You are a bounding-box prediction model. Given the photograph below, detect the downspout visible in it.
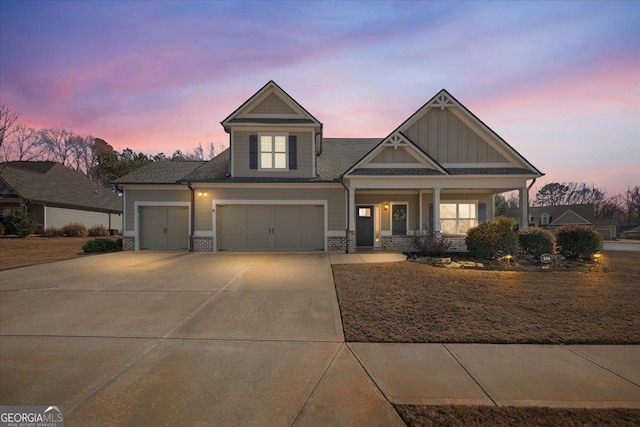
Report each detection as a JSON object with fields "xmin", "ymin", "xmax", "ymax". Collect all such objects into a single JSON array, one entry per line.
[
  {"xmin": 114, "ymin": 184, "xmax": 124, "ymax": 235},
  {"xmin": 339, "ymin": 175, "xmax": 350, "ymax": 253},
  {"xmin": 187, "ymin": 182, "xmax": 195, "ymax": 252}
]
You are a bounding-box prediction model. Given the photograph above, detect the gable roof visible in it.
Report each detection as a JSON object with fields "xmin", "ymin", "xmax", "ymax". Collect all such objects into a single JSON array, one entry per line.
[
  {"xmin": 550, "ymin": 209, "xmax": 592, "ymax": 226},
  {"xmin": 0, "ymin": 161, "xmax": 122, "ymax": 212},
  {"xmin": 221, "ymin": 81, "xmax": 321, "ymax": 131},
  {"xmin": 114, "ymin": 161, "xmax": 207, "ymax": 184},
  {"xmin": 368, "ymin": 89, "xmax": 542, "ymax": 177}
]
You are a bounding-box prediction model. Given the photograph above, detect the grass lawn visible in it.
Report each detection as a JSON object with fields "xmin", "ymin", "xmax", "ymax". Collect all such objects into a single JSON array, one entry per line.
[
  {"xmin": 394, "ymin": 405, "xmax": 640, "ymax": 427},
  {"xmin": 333, "ymin": 251, "xmax": 640, "ymax": 344},
  {"xmin": 0, "ymin": 236, "xmax": 120, "ymax": 270}
]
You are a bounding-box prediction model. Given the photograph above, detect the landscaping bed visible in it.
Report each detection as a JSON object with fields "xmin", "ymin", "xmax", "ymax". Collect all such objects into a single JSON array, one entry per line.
[
  {"xmin": 0, "ymin": 236, "xmax": 120, "ymax": 270},
  {"xmin": 394, "ymin": 405, "xmax": 640, "ymax": 427},
  {"xmin": 333, "ymin": 251, "xmax": 640, "ymax": 343}
]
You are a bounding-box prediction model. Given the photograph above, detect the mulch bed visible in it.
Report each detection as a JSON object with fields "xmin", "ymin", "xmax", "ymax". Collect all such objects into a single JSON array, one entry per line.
[
  {"xmin": 333, "ymin": 251, "xmax": 640, "ymax": 344},
  {"xmin": 394, "ymin": 405, "xmax": 640, "ymax": 427}
]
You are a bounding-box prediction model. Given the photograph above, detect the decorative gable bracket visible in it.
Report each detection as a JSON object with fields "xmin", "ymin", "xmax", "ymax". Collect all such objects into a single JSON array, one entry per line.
[
  {"xmin": 427, "ymin": 92, "xmax": 456, "ymax": 110},
  {"xmin": 383, "ymin": 133, "xmax": 410, "ymax": 150}
]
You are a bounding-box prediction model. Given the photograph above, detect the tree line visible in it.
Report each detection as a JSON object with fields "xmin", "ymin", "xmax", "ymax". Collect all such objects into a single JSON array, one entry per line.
[
  {"xmin": 495, "ymin": 182, "xmax": 640, "ymax": 226},
  {"xmin": 0, "ymin": 104, "xmax": 224, "ymax": 187}
]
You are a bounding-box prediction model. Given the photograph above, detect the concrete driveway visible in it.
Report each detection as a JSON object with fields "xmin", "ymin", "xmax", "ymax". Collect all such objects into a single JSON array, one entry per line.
[{"xmin": 0, "ymin": 252, "xmax": 403, "ymax": 426}]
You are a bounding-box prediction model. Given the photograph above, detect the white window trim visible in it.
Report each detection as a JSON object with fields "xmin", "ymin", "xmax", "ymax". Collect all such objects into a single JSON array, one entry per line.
[
  {"xmin": 258, "ymin": 131, "xmax": 289, "ymax": 171},
  {"xmin": 439, "ymin": 200, "xmax": 478, "ymax": 235},
  {"xmin": 390, "ymin": 201, "xmax": 409, "ymax": 236}
]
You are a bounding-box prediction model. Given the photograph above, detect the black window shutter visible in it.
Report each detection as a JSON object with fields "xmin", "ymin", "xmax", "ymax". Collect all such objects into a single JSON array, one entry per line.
[
  {"xmin": 249, "ymin": 135, "xmax": 258, "ymax": 169},
  {"xmin": 478, "ymin": 203, "xmax": 486, "ymax": 223},
  {"xmin": 429, "ymin": 203, "xmax": 434, "ymax": 233},
  {"xmin": 289, "ymin": 135, "xmax": 297, "ymax": 170}
]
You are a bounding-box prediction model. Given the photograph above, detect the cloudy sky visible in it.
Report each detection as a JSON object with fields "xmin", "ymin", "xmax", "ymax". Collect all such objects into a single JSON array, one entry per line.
[{"xmin": 1, "ymin": 0, "xmax": 638, "ymax": 194}]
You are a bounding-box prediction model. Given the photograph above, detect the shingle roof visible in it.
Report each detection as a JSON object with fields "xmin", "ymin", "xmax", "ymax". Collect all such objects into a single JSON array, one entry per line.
[
  {"xmin": 0, "ymin": 161, "xmax": 122, "ymax": 212},
  {"xmin": 114, "ymin": 161, "xmax": 207, "ymax": 184},
  {"xmin": 180, "ymin": 149, "xmax": 230, "ymax": 182},
  {"xmin": 350, "ymin": 168, "xmax": 444, "ymax": 176},
  {"xmin": 316, "ymin": 138, "xmax": 381, "ymax": 180}
]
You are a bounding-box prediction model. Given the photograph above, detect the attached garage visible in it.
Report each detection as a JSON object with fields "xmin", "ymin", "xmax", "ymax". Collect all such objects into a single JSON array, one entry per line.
[
  {"xmin": 217, "ymin": 204, "xmax": 324, "ymax": 251},
  {"xmin": 140, "ymin": 206, "xmax": 189, "ymax": 250}
]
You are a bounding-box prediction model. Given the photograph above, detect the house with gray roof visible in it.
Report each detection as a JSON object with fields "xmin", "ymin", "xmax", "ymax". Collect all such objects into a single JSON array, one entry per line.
[
  {"xmin": 507, "ymin": 204, "xmax": 617, "ymax": 240},
  {"xmin": 0, "ymin": 161, "xmax": 122, "ymax": 233},
  {"xmin": 115, "ymin": 81, "xmax": 542, "ymax": 252}
]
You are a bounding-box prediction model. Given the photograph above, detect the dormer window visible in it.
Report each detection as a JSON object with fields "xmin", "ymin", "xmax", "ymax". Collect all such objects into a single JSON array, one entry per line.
[
  {"xmin": 540, "ymin": 213, "xmax": 550, "ymax": 226},
  {"xmin": 259, "ymin": 133, "xmax": 288, "ymax": 170}
]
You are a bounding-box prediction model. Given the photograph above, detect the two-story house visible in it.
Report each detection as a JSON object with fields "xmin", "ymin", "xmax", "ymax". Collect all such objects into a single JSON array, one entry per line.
[{"xmin": 115, "ymin": 81, "xmax": 542, "ymax": 252}]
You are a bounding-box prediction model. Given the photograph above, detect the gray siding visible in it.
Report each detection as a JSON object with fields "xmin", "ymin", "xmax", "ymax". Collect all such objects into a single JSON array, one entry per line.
[
  {"xmin": 355, "ymin": 194, "xmax": 420, "ymax": 231},
  {"xmin": 233, "ymin": 130, "xmax": 314, "ymax": 178},
  {"xmin": 46, "ymin": 206, "xmax": 122, "ymax": 231},
  {"xmin": 124, "ymin": 189, "xmax": 190, "ymax": 231},
  {"xmin": 405, "ymin": 108, "xmax": 509, "ymax": 164},
  {"xmin": 206, "ymin": 186, "xmax": 345, "ymax": 231},
  {"xmin": 245, "ymin": 93, "xmax": 297, "ymax": 115},
  {"xmin": 371, "ymin": 147, "xmax": 419, "ymax": 164}
]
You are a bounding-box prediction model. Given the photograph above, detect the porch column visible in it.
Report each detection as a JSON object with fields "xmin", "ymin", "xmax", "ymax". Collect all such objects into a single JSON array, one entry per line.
[
  {"xmin": 433, "ymin": 187, "xmax": 441, "ymax": 234},
  {"xmin": 519, "ymin": 186, "xmax": 528, "ymax": 229},
  {"xmin": 347, "ymin": 187, "xmax": 357, "ymax": 253},
  {"xmin": 419, "ymin": 191, "xmax": 423, "ymax": 232}
]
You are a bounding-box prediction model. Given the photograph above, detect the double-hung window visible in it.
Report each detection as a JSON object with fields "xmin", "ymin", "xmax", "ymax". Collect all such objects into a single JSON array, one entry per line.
[
  {"xmin": 259, "ymin": 133, "xmax": 287, "ymax": 170},
  {"xmin": 440, "ymin": 202, "xmax": 477, "ymax": 234}
]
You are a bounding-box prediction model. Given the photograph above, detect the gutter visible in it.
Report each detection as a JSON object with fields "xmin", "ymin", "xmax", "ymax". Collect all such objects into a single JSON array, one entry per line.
[
  {"xmin": 339, "ymin": 175, "xmax": 350, "ymax": 253},
  {"xmin": 186, "ymin": 182, "xmax": 195, "ymax": 252}
]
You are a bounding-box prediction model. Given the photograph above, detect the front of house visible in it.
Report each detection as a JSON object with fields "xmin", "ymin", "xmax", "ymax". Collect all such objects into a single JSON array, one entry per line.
[{"xmin": 116, "ymin": 81, "xmax": 542, "ymax": 252}]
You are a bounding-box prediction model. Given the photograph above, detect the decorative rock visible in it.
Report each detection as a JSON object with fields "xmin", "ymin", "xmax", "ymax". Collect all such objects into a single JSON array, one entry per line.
[
  {"xmin": 415, "ymin": 257, "xmax": 433, "ymax": 264},
  {"xmin": 433, "ymin": 257, "xmax": 452, "ymax": 265},
  {"xmin": 476, "ymin": 263, "xmax": 484, "ymax": 268},
  {"xmin": 458, "ymin": 261, "xmax": 477, "ymax": 267},
  {"xmin": 443, "ymin": 261, "xmax": 461, "ymax": 269}
]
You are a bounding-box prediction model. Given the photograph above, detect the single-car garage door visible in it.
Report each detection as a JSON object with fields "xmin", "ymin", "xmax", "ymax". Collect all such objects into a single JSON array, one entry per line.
[
  {"xmin": 218, "ymin": 205, "xmax": 324, "ymax": 252},
  {"xmin": 140, "ymin": 206, "xmax": 189, "ymax": 250}
]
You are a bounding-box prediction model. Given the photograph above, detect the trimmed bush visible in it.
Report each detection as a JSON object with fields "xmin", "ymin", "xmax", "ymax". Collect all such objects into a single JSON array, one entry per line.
[
  {"xmin": 519, "ymin": 228, "xmax": 555, "ymax": 258},
  {"xmin": 0, "ymin": 222, "xmax": 5, "ymax": 235},
  {"xmin": 556, "ymin": 225, "xmax": 603, "ymax": 259},
  {"xmin": 88, "ymin": 224, "xmax": 109, "ymax": 237},
  {"xmin": 5, "ymin": 210, "xmax": 38, "ymax": 238},
  {"xmin": 116, "ymin": 238, "xmax": 123, "ymax": 249},
  {"xmin": 82, "ymin": 238, "xmax": 120, "ymax": 253},
  {"xmin": 413, "ymin": 230, "xmax": 451, "ymax": 256},
  {"xmin": 62, "ymin": 222, "xmax": 87, "ymax": 237},
  {"xmin": 465, "ymin": 219, "xmax": 518, "ymax": 259},
  {"xmin": 43, "ymin": 227, "xmax": 65, "ymax": 237}
]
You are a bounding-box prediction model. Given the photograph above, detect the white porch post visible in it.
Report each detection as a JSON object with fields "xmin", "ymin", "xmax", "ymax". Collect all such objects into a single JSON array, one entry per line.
[
  {"xmin": 419, "ymin": 191, "xmax": 423, "ymax": 232},
  {"xmin": 433, "ymin": 187, "xmax": 441, "ymax": 234},
  {"xmin": 519, "ymin": 186, "xmax": 528, "ymax": 229},
  {"xmin": 348, "ymin": 187, "xmax": 356, "ymax": 231}
]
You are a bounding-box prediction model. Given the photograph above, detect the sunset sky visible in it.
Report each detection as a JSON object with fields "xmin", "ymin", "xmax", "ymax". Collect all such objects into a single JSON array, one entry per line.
[{"xmin": 1, "ymin": 0, "xmax": 638, "ymax": 194}]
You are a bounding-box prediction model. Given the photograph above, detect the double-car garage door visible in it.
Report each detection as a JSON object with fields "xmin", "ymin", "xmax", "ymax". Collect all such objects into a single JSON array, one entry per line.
[{"xmin": 218, "ymin": 204, "xmax": 324, "ymax": 252}]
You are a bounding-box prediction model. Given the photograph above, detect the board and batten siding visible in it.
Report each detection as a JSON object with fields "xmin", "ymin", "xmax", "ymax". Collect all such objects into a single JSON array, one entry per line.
[
  {"xmin": 233, "ymin": 130, "xmax": 314, "ymax": 178},
  {"xmin": 205, "ymin": 186, "xmax": 345, "ymax": 231},
  {"xmin": 370, "ymin": 147, "xmax": 419, "ymax": 164},
  {"xmin": 46, "ymin": 206, "xmax": 122, "ymax": 231},
  {"xmin": 124, "ymin": 189, "xmax": 190, "ymax": 231},
  {"xmin": 244, "ymin": 93, "xmax": 297, "ymax": 116},
  {"xmin": 405, "ymin": 108, "xmax": 509, "ymax": 164}
]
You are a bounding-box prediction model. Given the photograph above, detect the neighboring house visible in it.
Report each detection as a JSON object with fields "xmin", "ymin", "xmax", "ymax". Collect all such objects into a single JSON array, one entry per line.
[
  {"xmin": 618, "ymin": 225, "xmax": 639, "ymax": 239},
  {"xmin": 0, "ymin": 161, "xmax": 122, "ymax": 233},
  {"xmin": 506, "ymin": 204, "xmax": 617, "ymax": 240},
  {"xmin": 115, "ymin": 81, "xmax": 542, "ymax": 252}
]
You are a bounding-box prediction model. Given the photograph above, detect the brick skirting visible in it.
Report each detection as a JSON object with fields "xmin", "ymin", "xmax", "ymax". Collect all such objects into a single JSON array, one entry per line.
[
  {"xmin": 328, "ymin": 236, "xmax": 347, "ymax": 252},
  {"xmin": 192, "ymin": 236, "xmax": 214, "ymax": 252}
]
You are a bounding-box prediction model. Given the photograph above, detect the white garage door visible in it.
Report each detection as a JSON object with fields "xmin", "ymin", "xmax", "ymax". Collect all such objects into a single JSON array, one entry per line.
[
  {"xmin": 218, "ymin": 205, "xmax": 324, "ymax": 252},
  {"xmin": 140, "ymin": 206, "xmax": 189, "ymax": 250}
]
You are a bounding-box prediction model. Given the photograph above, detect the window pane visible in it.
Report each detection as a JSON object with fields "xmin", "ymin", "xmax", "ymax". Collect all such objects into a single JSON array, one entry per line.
[
  {"xmin": 468, "ymin": 204, "xmax": 476, "ymax": 218},
  {"xmin": 274, "ymin": 136, "xmax": 286, "ymax": 152},
  {"xmin": 274, "ymin": 153, "xmax": 286, "ymax": 169},
  {"xmin": 260, "ymin": 136, "xmax": 272, "ymax": 153},
  {"xmin": 358, "ymin": 208, "xmax": 371, "ymax": 217},
  {"xmin": 458, "ymin": 220, "xmax": 472, "ymax": 234},
  {"xmin": 261, "ymin": 153, "xmax": 272, "ymax": 168},
  {"xmin": 459, "ymin": 203, "xmax": 470, "ymax": 218},
  {"xmin": 440, "ymin": 204, "xmax": 457, "ymax": 219},
  {"xmin": 441, "ymin": 219, "xmax": 457, "ymax": 234}
]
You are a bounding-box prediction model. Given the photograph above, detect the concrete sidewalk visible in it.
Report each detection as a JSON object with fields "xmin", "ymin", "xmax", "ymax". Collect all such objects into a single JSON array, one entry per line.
[
  {"xmin": 350, "ymin": 343, "xmax": 640, "ymax": 409},
  {"xmin": 329, "ymin": 252, "xmax": 407, "ymax": 264}
]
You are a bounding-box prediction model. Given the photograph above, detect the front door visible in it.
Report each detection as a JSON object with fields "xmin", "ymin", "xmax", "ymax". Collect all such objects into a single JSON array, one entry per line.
[{"xmin": 356, "ymin": 206, "xmax": 374, "ymax": 246}]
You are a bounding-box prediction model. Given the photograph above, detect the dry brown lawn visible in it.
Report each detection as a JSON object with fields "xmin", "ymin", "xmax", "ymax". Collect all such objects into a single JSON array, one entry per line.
[
  {"xmin": 333, "ymin": 251, "xmax": 640, "ymax": 344},
  {"xmin": 394, "ymin": 405, "xmax": 640, "ymax": 427},
  {"xmin": 0, "ymin": 236, "xmax": 119, "ymax": 270}
]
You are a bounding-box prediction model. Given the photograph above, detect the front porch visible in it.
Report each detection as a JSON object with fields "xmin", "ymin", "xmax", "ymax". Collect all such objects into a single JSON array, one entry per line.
[{"xmin": 345, "ymin": 186, "xmax": 529, "ymax": 253}]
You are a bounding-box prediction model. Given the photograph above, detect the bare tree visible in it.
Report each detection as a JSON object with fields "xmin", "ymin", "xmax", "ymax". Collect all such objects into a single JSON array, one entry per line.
[
  {"xmin": 0, "ymin": 105, "xmax": 20, "ymax": 149},
  {"xmin": 40, "ymin": 128, "xmax": 76, "ymax": 166},
  {"xmin": 1, "ymin": 125, "xmax": 46, "ymax": 161}
]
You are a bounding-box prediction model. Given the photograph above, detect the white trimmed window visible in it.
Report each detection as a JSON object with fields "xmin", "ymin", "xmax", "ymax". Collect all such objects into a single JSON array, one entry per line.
[
  {"xmin": 259, "ymin": 133, "xmax": 287, "ymax": 170},
  {"xmin": 440, "ymin": 202, "xmax": 477, "ymax": 234},
  {"xmin": 540, "ymin": 213, "xmax": 550, "ymax": 226}
]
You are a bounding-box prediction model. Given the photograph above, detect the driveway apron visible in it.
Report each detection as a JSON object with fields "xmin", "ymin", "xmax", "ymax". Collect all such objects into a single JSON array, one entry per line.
[{"xmin": 0, "ymin": 252, "xmax": 403, "ymax": 426}]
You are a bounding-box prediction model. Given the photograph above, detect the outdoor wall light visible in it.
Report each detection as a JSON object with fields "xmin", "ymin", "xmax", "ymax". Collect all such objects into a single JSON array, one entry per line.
[
  {"xmin": 384, "ymin": 203, "xmax": 389, "ymax": 210},
  {"xmin": 198, "ymin": 191, "xmax": 208, "ymax": 197}
]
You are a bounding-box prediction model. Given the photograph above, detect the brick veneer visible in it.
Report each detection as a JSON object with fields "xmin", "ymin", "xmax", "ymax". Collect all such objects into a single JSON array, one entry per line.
[
  {"xmin": 328, "ymin": 236, "xmax": 347, "ymax": 252},
  {"xmin": 192, "ymin": 236, "xmax": 214, "ymax": 252},
  {"xmin": 346, "ymin": 231, "xmax": 357, "ymax": 253},
  {"xmin": 123, "ymin": 236, "xmax": 135, "ymax": 251}
]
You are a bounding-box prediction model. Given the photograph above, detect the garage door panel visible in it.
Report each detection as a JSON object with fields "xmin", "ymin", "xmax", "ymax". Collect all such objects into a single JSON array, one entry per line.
[
  {"xmin": 167, "ymin": 207, "xmax": 189, "ymax": 250},
  {"xmin": 140, "ymin": 206, "xmax": 188, "ymax": 251},
  {"xmin": 218, "ymin": 206, "xmax": 246, "ymax": 251}
]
